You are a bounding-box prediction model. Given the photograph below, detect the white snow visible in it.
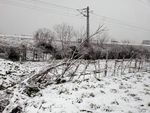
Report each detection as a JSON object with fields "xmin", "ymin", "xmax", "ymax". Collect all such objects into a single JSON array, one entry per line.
[{"xmin": 0, "ymin": 58, "xmax": 150, "ymax": 113}]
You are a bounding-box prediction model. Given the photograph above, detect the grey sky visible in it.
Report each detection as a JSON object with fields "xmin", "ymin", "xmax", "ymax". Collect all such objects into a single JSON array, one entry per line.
[{"xmin": 0, "ymin": 0, "xmax": 150, "ymax": 43}]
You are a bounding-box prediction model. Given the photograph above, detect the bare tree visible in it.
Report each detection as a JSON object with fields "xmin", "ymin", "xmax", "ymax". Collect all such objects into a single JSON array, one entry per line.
[
  {"xmin": 75, "ymin": 27, "xmax": 86, "ymax": 43},
  {"xmin": 33, "ymin": 28, "xmax": 55, "ymax": 60},
  {"xmin": 34, "ymin": 28, "xmax": 54, "ymax": 47},
  {"xmin": 54, "ymin": 23, "xmax": 76, "ymax": 49}
]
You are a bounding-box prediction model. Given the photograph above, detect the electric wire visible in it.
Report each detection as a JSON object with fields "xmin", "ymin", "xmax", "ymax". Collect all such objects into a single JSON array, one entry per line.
[
  {"xmin": 0, "ymin": 0, "xmax": 80, "ymax": 18},
  {"xmin": 92, "ymin": 13, "xmax": 150, "ymax": 32},
  {"xmin": 22, "ymin": 0, "xmax": 77, "ymax": 11},
  {"xmin": 1, "ymin": 0, "xmax": 150, "ymax": 32}
]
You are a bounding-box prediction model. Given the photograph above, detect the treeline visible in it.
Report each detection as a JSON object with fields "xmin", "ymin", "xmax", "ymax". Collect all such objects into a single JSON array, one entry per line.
[
  {"xmin": 32, "ymin": 23, "xmax": 150, "ymax": 60},
  {"xmin": 0, "ymin": 23, "xmax": 150, "ymax": 61},
  {"xmin": 50, "ymin": 44, "xmax": 150, "ymax": 60}
]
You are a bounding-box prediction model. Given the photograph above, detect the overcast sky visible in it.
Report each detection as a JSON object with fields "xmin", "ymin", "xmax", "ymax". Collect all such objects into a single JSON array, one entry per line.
[{"xmin": 0, "ymin": 0, "xmax": 150, "ymax": 43}]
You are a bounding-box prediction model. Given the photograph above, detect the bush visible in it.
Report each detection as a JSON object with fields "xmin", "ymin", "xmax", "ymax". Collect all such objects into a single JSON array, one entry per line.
[
  {"xmin": 53, "ymin": 46, "xmax": 79, "ymax": 59},
  {"xmin": 78, "ymin": 46, "xmax": 98, "ymax": 60},
  {"xmin": 0, "ymin": 47, "xmax": 5, "ymax": 53},
  {"xmin": 48, "ymin": 41, "xmax": 150, "ymax": 60},
  {"xmin": 37, "ymin": 42, "xmax": 56, "ymax": 53},
  {"xmin": 69, "ymin": 46, "xmax": 80, "ymax": 59},
  {"xmin": 53, "ymin": 51, "xmax": 62, "ymax": 59},
  {"xmin": 7, "ymin": 48, "xmax": 20, "ymax": 61},
  {"xmin": 34, "ymin": 28, "xmax": 54, "ymax": 47}
]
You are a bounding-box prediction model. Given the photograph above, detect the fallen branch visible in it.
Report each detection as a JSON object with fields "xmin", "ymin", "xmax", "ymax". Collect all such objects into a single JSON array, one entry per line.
[{"xmin": 26, "ymin": 62, "xmax": 67, "ymax": 84}]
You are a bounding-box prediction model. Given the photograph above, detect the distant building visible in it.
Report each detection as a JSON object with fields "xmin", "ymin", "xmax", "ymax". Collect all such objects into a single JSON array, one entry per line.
[
  {"xmin": 111, "ymin": 39, "xmax": 119, "ymax": 44},
  {"xmin": 142, "ymin": 40, "xmax": 150, "ymax": 45}
]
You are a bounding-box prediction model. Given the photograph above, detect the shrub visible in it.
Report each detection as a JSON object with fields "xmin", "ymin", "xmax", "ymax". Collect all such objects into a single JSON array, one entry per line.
[
  {"xmin": 78, "ymin": 46, "xmax": 91, "ymax": 60},
  {"xmin": 0, "ymin": 47, "xmax": 5, "ymax": 53},
  {"xmin": 53, "ymin": 51, "xmax": 62, "ymax": 59},
  {"xmin": 7, "ymin": 48, "xmax": 20, "ymax": 61},
  {"xmin": 69, "ymin": 46, "xmax": 80, "ymax": 59},
  {"xmin": 34, "ymin": 28, "xmax": 54, "ymax": 46}
]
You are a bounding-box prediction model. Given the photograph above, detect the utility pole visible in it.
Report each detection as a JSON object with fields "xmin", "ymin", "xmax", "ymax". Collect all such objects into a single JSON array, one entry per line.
[
  {"xmin": 77, "ymin": 6, "xmax": 91, "ymax": 45},
  {"xmin": 86, "ymin": 6, "xmax": 90, "ymax": 43}
]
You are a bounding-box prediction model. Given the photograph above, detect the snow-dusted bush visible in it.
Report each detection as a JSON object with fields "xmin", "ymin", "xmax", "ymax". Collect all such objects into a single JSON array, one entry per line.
[
  {"xmin": 34, "ymin": 28, "xmax": 54, "ymax": 47},
  {"xmin": 34, "ymin": 28, "xmax": 56, "ymax": 55},
  {"xmin": 7, "ymin": 48, "xmax": 20, "ymax": 61}
]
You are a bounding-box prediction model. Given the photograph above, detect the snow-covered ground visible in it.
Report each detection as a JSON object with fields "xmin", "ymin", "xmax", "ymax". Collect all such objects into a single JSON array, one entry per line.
[
  {"xmin": 25, "ymin": 73, "xmax": 150, "ymax": 113},
  {"xmin": 0, "ymin": 58, "xmax": 150, "ymax": 113}
]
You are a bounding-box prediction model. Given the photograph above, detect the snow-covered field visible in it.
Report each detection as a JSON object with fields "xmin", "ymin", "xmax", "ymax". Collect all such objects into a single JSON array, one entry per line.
[
  {"xmin": 0, "ymin": 58, "xmax": 150, "ymax": 113},
  {"xmin": 0, "ymin": 34, "xmax": 33, "ymax": 47}
]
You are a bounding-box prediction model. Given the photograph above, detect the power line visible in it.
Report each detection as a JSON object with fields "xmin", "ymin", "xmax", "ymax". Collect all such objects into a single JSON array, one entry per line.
[
  {"xmin": 23, "ymin": 0, "xmax": 77, "ymax": 11},
  {"xmin": 18, "ymin": 0, "xmax": 78, "ymax": 15},
  {"xmin": 92, "ymin": 13, "xmax": 150, "ymax": 32},
  {"xmin": 18, "ymin": 0, "xmax": 81, "ymax": 17},
  {"xmin": 2, "ymin": 0, "xmax": 150, "ymax": 33},
  {"xmin": 1, "ymin": 0, "xmax": 80, "ymax": 18}
]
